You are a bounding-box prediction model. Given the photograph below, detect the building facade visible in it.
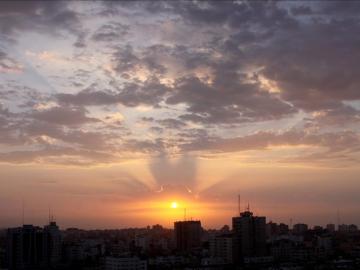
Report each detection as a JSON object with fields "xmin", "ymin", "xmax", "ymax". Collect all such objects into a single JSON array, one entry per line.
[
  {"xmin": 174, "ymin": 220, "xmax": 202, "ymax": 253},
  {"xmin": 6, "ymin": 222, "xmax": 62, "ymax": 270},
  {"xmin": 232, "ymin": 210, "xmax": 266, "ymax": 264}
]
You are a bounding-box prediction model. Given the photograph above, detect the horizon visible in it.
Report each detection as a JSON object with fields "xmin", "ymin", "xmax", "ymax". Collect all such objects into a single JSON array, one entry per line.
[
  {"xmin": 1, "ymin": 1, "xmax": 360, "ymax": 230},
  {"xmin": 2, "ymin": 201, "xmax": 357, "ymax": 231}
]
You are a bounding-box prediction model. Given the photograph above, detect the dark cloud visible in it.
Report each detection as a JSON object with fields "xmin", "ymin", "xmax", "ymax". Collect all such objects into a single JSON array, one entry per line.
[
  {"xmin": 31, "ymin": 106, "xmax": 99, "ymax": 126},
  {"xmin": 290, "ymin": 5, "xmax": 313, "ymax": 16},
  {"xmin": 111, "ymin": 45, "xmax": 167, "ymax": 77},
  {"xmin": 157, "ymin": 118, "xmax": 187, "ymax": 129},
  {"xmin": 304, "ymin": 106, "xmax": 360, "ymax": 128},
  {"xmin": 0, "ymin": 1, "xmax": 82, "ymax": 37},
  {"xmin": 167, "ymin": 76, "xmax": 296, "ymax": 124},
  {"xmin": 57, "ymin": 79, "xmax": 170, "ymax": 107},
  {"xmin": 91, "ymin": 22, "xmax": 129, "ymax": 42}
]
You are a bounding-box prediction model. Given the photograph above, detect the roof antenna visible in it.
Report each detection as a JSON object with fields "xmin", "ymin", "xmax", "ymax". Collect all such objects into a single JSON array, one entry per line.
[
  {"xmin": 184, "ymin": 208, "xmax": 187, "ymax": 221},
  {"xmin": 22, "ymin": 199, "xmax": 25, "ymax": 225},
  {"xmin": 238, "ymin": 194, "xmax": 241, "ymax": 216}
]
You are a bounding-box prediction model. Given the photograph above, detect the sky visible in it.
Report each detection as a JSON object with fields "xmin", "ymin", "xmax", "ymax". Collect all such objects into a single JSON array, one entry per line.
[{"xmin": 1, "ymin": 1, "xmax": 360, "ymax": 229}]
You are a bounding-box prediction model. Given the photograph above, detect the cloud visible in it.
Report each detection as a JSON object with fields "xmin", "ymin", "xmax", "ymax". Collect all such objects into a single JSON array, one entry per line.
[
  {"xmin": 0, "ymin": 146, "xmax": 118, "ymax": 165},
  {"xmin": 57, "ymin": 79, "xmax": 170, "ymax": 107},
  {"xmin": 167, "ymin": 76, "xmax": 296, "ymax": 124},
  {"xmin": 0, "ymin": 49, "xmax": 23, "ymax": 73},
  {"xmin": 0, "ymin": 0, "xmax": 360, "ymax": 167},
  {"xmin": 31, "ymin": 106, "xmax": 99, "ymax": 126},
  {"xmin": 0, "ymin": 1, "xmax": 82, "ymax": 37},
  {"xmin": 181, "ymin": 130, "xmax": 360, "ymax": 163},
  {"xmin": 91, "ymin": 22, "xmax": 130, "ymax": 42},
  {"xmin": 157, "ymin": 118, "xmax": 187, "ymax": 129}
]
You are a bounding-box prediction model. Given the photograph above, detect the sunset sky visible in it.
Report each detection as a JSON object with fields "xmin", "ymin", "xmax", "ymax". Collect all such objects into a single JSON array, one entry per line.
[{"xmin": 1, "ymin": 1, "xmax": 360, "ymax": 229}]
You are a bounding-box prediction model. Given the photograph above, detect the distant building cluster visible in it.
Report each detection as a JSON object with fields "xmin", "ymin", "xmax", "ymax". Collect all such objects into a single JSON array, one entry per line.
[{"xmin": 1, "ymin": 211, "xmax": 360, "ymax": 270}]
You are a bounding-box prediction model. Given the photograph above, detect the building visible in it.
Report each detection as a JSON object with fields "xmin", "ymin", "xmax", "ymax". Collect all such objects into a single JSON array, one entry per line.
[
  {"xmin": 266, "ymin": 222, "xmax": 279, "ymax": 238},
  {"xmin": 338, "ymin": 224, "xmax": 359, "ymax": 233},
  {"xmin": 43, "ymin": 222, "xmax": 62, "ymax": 266},
  {"xmin": 105, "ymin": 256, "xmax": 147, "ymax": 270},
  {"xmin": 209, "ymin": 233, "xmax": 233, "ymax": 264},
  {"xmin": 326, "ymin": 224, "xmax": 335, "ymax": 233},
  {"xmin": 6, "ymin": 222, "xmax": 62, "ymax": 270},
  {"xmin": 232, "ymin": 209, "xmax": 266, "ymax": 264},
  {"xmin": 6, "ymin": 225, "xmax": 44, "ymax": 270},
  {"xmin": 278, "ymin": 223, "xmax": 289, "ymax": 235},
  {"xmin": 293, "ymin": 223, "xmax": 308, "ymax": 234},
  {"xmin": 174, "ymin": 220, "xmax": 202, "ymax": 253}
]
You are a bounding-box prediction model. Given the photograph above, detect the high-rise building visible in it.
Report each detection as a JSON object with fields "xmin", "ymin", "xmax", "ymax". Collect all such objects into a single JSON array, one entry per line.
[
  {"xmin": 174, "ymin": 220, "xmax": 202, "ymax": 253},
  {"xmin": 232, "ymin": 209, "xmax": 266, "ymax": 264},
  {"xmin": 6, "ymin": 225, "xmax": 44, "ymax": 270},
  {"xmin": 209, "ymin": 233, "xmax": 233, "ymax": 264},
  {"xmin": 43, "ymin": 222, "xmax": 62, "ymax": 266},
  {"xmin": 6, "ymin": 222, "xmax": 62, "ymax": 270}
]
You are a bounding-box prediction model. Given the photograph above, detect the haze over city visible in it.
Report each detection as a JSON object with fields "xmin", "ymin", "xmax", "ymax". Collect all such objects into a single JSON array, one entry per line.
[{"xmin": 1, "ymin": 1, "xmax": 360, "ymax": 230}]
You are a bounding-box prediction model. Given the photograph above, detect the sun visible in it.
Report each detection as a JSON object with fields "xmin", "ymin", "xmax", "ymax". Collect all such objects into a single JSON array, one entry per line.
[{"xmin": 170, "ymin": 201, "xmax": 178, "ymax": 209}]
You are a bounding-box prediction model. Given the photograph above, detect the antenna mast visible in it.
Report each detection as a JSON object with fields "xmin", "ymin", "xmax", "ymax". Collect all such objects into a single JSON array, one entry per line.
[
  {"xmin": 238, "ymin": 194, "xmax": 241, "ymax": 216},
  {"xmin": 22, "ymin": 199, "xmax": 24, "ymax": 225}
]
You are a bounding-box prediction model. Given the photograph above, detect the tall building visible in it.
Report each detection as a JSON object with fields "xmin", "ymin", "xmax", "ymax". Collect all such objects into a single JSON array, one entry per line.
[
  {"xmin": 43, "ymin": 222, "xmax": 62, "ymax": 266},
  {"xmin": 6, "ymin": 225, "xmax": 44, "ymax": 270},
  {"xmin": 209, "ymin": 233, "xmax": 233, "ymax": 264},
  {"xmin": 174, "ymin": 220, "xmax": 202, "ymax": 253},
  {"xmin": 6, "ymin": 222, "xmax": 62, "ymax": 270},
  {"xmin": 232, "ymin": 209, "xmax": 266, "ymax": 264}
]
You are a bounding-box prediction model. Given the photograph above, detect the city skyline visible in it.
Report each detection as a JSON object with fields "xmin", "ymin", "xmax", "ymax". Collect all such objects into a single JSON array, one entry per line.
[
  {"xmin": 1, "ymin": 1, "xmax": 360, "ymax": 229},
  {"xmin": 2, "ymin": 199, "xmax": 357, "ymax": 231}
]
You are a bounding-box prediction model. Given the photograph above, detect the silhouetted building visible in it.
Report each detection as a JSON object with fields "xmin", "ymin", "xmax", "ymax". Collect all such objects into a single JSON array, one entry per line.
[
  {"xmin": 232, "ymin": 209, "xmax": 266, "ymax": 264},
  {"xmin": 278, "ymin": 223, "xmax": 289, "ymax": 235},
  {"xmin": 313, "ymin": 225, "xmax": 323, "ymax": 233},
  {"xmin": 6, "ymin": 225, "xmax": 44, "ymax": 270},
  {"xmin": 209, "ymin": 233, "xmax": 233, "ymax": 264},
  {"xmin": 174, "ymin": 220, "xmax": 202, "ymax": 253},
  {"xmin": 326, "ymin": 224, "xmax": 335, "ymax": 233},
  {"xmin": 293, "ymin": 223, "xmax": 308, "ymax": 234},
  {"xmin": 266, "ymin": 222, "xmax": 279, "ymax": 238},
  {"xmin": 43, "ymin": 222, "xmax": 62, "ymax": 266},
  {"xmin": 6, "ymin": 222, "xmax": 62, "ymax": 270},
  {"xmin": 338, "ymin": 224, "xmax": 358, "ymax": 233}
]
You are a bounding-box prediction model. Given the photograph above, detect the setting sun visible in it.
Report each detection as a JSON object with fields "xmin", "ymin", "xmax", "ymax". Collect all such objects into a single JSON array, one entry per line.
[{"xmin": 171, "ymin": 201, "xmax": 178, "ymax": 209}]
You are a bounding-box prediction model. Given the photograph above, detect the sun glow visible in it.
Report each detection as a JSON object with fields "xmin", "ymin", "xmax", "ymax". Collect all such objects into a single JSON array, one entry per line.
[{"xmin": 171, "ymin": 201, "xmax": 178, "ymax": 209}]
